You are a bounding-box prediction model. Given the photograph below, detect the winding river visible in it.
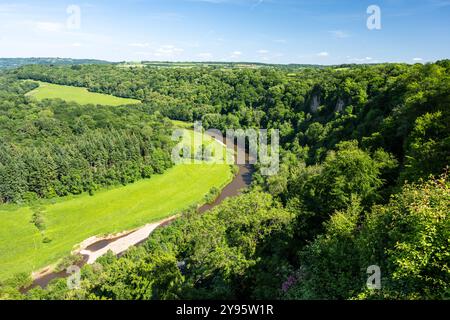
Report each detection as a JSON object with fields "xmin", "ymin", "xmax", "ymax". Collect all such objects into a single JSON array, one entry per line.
[{"xmin": 25, "ymin": 134, "xmax": 254, "ymax": 291}]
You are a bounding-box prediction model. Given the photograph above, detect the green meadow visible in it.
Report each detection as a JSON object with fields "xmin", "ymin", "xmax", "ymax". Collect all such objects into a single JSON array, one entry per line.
[
  {"xmin": 25, "ymin": 81, "xmax": 141, "ymax": 106},
  {"xmin": 0, "ymin": 126, "xmax": 234, "ymax": 280}
]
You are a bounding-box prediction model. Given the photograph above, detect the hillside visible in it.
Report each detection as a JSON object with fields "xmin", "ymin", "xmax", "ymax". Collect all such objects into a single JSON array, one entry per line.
[
  {"xmin": 0, "ymin": 58, "xmax": 111, "ymax": 69},
  {"xmin": 0, "ymin": 61, "xmax": 448, "ymax": 300}
]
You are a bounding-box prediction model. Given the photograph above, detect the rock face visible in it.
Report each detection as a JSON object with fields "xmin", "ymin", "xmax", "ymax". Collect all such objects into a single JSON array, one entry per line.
[
  {"xmin": 310, "ymin": 95, "xmax": 320, "ymax": 113},
  {"xmin": 335, "ymin": 98, "xmax": 345, "ymax": 113}
]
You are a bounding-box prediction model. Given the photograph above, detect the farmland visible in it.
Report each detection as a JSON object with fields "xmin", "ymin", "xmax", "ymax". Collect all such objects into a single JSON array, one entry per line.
[
  {"xmin": 0, "ymin": 126, "xmax": 233, "ymax": 280},
  {"xmin": 25, "ymin": 81, "xmax": 141, "ymax": 106}
]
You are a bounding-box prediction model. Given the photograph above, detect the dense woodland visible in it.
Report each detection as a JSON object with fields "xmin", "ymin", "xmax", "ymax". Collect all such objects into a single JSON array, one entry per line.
[
  {"xmin": 0, "ymin": 76, "xmax": 174, "ymax": 203},
  {"xmin": 0, "ymin": 58, "xmax": 110, "ymax": 69},
  {"xmin": 1, "ymin": 61, "xmax": 449, "ymax": 300}
]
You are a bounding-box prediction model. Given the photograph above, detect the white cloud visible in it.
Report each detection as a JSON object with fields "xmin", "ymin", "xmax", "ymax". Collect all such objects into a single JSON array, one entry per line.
[
  {"xmin": 252, "ymin": 0, "xmax": 264, "ymax": 9},
  {"xmin": 189, "ymin": 0, "xmax": 264, "ymax": 5},
  {"xmin": 189, "ymin": 0, "xmax": 229, "ymax": 3},
  {"xmin": 133, "ymin": 51, "xmax": 149, "ymax": 56},
  {"xmin": 129, "ymin": 42, "xmax": 151, "ymax": 48},
  {"xmin": 35, "ymin": 21, "xmax": 64, "ymax": 32},
  {"xmin": 317, "ymin": 51, "xmax": 329, "ymax": 57},
  {"xmin": 257, "ymin": 49, "xmax": 269, "ymax": 62},
  {"xmin": 72, "ymin": 42, "xmax": 82, "ymax": 47},
  {"xmin": 153, "ymin": 45, "xmax": 184, "ymax": 58},
  {"xmin": 0, "ymin": 4, "xmax": 33, "ymax": 13},
  {"xmin": 197, "ymin": 52, "xmax": 213, "ymax": 59},
  {"xmin": 413, "ymin": 57, "xmax": 423, "ymax": 61},
  {"xmin": 430, "ymin": 0, "xmax": 450, "ymax": 8},
  {"xmin": 0, "ymin": 19, "xmax": 66, "ymax": 34},
  {"xmin": 329, "ymin": 30, "xmax": 350, "ymax": 39},
  {"xmin": 347, "ymin": 56, "xmax": 377, "ymax": 63},
  {"xmin": 230, "ymin": 50, "xmax": 242, "ymax": 58},
  {"xmin": 133, "ymin": 44, "xmax": 185, "ymax": 59}
]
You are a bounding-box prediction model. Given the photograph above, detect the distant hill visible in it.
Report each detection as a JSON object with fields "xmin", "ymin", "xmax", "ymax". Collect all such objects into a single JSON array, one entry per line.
[
  {"xmin": 138, "ymin": 61, "xmax": 325, "ymax": 69},
  {"xmin": 0, "ymin": 58, "xmax": 111, "ymax": 69},
  {"xmin": 0, "ymin": 58, "xmax": 362, "ymax": 71}
]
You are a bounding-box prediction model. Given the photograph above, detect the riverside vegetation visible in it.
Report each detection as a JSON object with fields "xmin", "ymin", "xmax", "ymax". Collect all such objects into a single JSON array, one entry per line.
[{"xmin": 0, "ymin": 60, "xmax": 449, "ymax": 300}]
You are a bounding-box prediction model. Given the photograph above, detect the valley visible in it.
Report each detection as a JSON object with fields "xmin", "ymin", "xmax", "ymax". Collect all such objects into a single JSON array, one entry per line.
[{"xmin": 0, "ymin": 60, "xmax": 449, "ymax": 301}]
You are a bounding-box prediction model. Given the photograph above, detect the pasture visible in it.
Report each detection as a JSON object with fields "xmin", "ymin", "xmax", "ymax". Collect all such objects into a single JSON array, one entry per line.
[
  {"xmin": 0, "ymin": 126, "xmax": 233, "ymax": 280},
  {"xmin": 25, "ymin": 81, "xmax": 141, "ymax": 106}
]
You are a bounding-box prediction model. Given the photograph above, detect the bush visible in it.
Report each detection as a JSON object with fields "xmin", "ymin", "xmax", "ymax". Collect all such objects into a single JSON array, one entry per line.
[{"xmin": 285, "ymin": 174, "xmax": 450, "ymax": 300}]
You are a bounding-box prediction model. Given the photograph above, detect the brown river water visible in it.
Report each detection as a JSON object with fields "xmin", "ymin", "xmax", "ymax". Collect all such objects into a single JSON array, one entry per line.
[{"xmin": 23, "ymin": 134, "xmax": 254, "ymax": 291}]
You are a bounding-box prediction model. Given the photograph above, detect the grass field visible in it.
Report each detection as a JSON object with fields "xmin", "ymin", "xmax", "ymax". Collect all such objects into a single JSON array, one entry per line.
[
  {"xmin": 25, "ymin": 81, "xmax": 141, "ymax": 106},
  {"xmin": 0, "ymin": 127, "xmax": 234, "ymax": 281},
  {"xmin": 171, "ymin": 120, "xmax": 194, "ymax": 129}
]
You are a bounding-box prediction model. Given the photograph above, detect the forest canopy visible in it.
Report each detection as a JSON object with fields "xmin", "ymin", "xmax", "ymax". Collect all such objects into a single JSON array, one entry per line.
[{"xmin": 0, "ymin": 60, "xmax": 449, "ymax": 300}]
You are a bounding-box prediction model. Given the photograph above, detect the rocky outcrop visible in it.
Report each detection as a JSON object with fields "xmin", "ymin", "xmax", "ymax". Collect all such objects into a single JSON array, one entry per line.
[
  {"xmin": 335, "ymin": 98, "xmax": 345, "ymax": 113},
  {"xmin": 310, "ymin": 95, "xmax": 320, "ymax": 113}
]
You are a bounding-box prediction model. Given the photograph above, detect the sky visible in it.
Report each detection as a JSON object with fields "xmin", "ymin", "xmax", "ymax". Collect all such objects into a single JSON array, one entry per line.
[{"xmin": 0, "ymin": 0, "xmax": 449, "ymax": 64}]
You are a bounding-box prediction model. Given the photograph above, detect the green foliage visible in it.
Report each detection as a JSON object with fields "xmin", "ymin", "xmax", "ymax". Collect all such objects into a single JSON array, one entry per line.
[
  {"xmin": 285, "ymin": 198, "xmax": 364, "ymax": 299},
  {"xmin": 401, "ymin": 111, "xmax": 450, "ymax": 183},
  {"xmin": 175, "ymin": 191, "xmax": 294, "ymax": 299},
  {"xmin": 284, "ymin": 141, "xmax": 388, "ymax": 244},
  {"xmin": 38, "ymin": 191, "xmax": 294, "ymax": 300},
  {"xmin": 54, "ymin": 254, "xmax": 84, "ymax": 273},
  {"xmin": 2, "ymin": 61, "xmax": 449, "ymax": 300},
  {"xmin": 204, "ymin": 187, "xmax": 220, "ymax": 204},
  {"xmin": 0, "ymin": 163, "xmax": 232, "ymax": 281},
  {"xmin": 359, "ymin": 175, "xmax": 450, "ymax": 299},
  {"xmin": 0, "ymin": 272, "xmax": 32, "ymax": 300},
  {"xmin": 12, "ymin": 62, "xmax": 449, "ymax": 188},
  {"xmin": 30, "ymin": 206, "xmax": 46, "ymax": 232},
  {"xmin": 285, "ymin": 175, "xmax": 450, "ymax": 300},
  {"xmin": 84, "ymin": 250, "xmax": 184, "ymax": 300},
  {"xmin": 315, "ymin": 141, "xmax": 383, "ymax": 211},
  {"xmin": 0, "ymin": 78, "xmax": 175, "ymax": 203}
]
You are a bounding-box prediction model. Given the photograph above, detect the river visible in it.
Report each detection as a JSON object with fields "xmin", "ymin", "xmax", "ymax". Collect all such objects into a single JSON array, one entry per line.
[{"xmin": 24, "ymin": 134, "xmax": 254, "ymax": 291}]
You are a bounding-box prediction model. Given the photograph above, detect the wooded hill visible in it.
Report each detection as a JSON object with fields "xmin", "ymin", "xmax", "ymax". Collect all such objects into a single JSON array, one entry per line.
[{"xmin": 1, "ymin": 61, "xmax": 449, "ymax": 300}]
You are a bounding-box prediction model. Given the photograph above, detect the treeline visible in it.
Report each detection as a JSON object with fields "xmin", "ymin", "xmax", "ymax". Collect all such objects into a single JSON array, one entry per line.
[
  {"xmin": 13, "ymin": 61, "xmax": 450, "ymax": 185},
  {"xmin": 0, "ymin": 76, "xmax": 173, "ymax": 203},
  {"xmin": 1, "ymin": 61, "xmax": 449, "ymax": 300},
  {"xmin": 16, "ymin": 175, "xmax": 449, "ymax": 301},
  {"xmin": 0, "ymin": 58, "xmax": 111, "ymax": 70}
]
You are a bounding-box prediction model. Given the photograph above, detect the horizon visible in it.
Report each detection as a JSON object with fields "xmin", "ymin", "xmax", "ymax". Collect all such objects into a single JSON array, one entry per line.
[
  {"xmin": 0, "ymin": 1, "xmax": 449, "ymax": 304},
  {"xmin": 0, "ymin": 56, "xmax": 440, "ymax": 66},
  {"xmin": 0, "ymin": 0, "xmax": 449, "ymax": 64}
]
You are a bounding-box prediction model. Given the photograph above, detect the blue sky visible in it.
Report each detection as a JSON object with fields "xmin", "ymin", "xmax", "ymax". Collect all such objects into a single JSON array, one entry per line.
[{"xmin": 0, "ymin": 0, "xmax": 449, "ymax": 64}]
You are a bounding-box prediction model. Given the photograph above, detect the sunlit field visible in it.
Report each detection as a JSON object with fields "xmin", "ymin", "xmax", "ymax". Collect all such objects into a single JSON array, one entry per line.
[
  {"xmin": 26, "ymin": 81, "xmax": 141, "ymax": 106},
  {"xmin": 0, "ymin": 125, "xmax": 233, "ymax": 280}
]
